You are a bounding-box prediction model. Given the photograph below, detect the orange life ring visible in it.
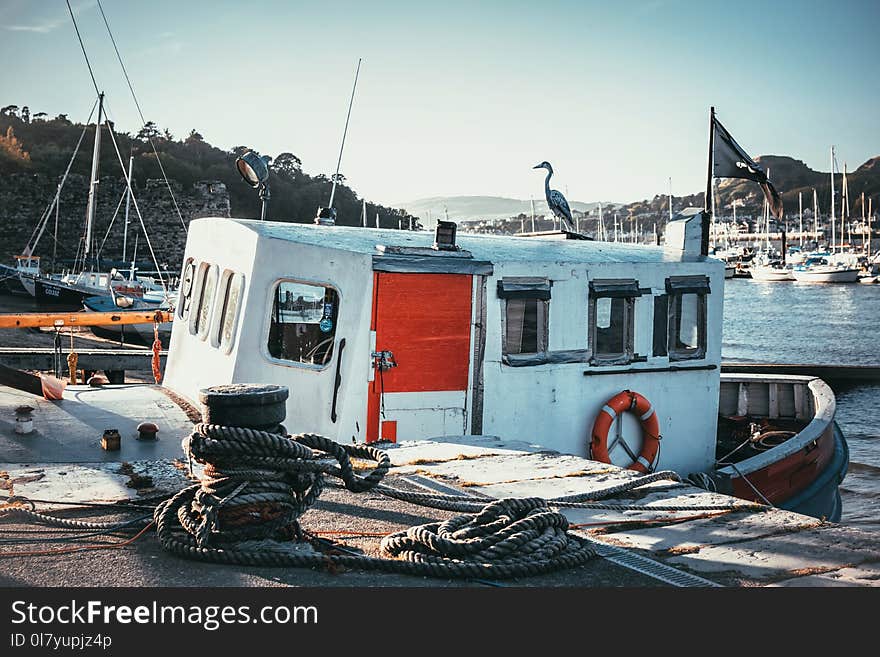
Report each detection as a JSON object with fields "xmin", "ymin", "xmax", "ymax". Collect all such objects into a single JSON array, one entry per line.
[{"xmin": 590, "ymin": 390, "xmax": 661, "ymax": 473}]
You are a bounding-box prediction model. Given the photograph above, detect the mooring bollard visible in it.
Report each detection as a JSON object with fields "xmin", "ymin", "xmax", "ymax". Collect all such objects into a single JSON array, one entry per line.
[{"xmin": 102, "ymin": 428, "xmax": 121, "ymax": 451}]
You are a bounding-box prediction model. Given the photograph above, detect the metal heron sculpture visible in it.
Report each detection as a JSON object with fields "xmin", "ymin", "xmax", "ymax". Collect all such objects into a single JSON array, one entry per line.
[{"xmin": 533, "ymin": 161, "xmax": 573, "ymax": 230}]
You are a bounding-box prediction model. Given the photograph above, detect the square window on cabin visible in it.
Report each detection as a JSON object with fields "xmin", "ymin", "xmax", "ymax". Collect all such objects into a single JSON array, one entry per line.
[
  {"xmin": 588, "ymin": 280, "xmax": 638, "ymax": 365},
  {"xmin": 498, "ymin": 278, "xmax": 550, "ymax": 362},
  {"xmin": 268, "ymin": 281, "xmax": 339, "ymax": 367},
  {"xmin": 665, "ymin": 276, "xmax": 709, "ymax": 361}
]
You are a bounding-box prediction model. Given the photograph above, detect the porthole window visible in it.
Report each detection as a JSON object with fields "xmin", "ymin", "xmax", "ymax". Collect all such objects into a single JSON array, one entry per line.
[{"xmin": 268, "ymin": 280, "xmax": 339, "ymax": 367}]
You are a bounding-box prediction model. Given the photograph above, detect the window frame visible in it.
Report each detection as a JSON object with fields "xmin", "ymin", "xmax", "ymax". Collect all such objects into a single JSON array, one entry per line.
[
  {"xmin": 588, "ymin": 279, "xmax": 640, "ymax": 366},
  {"xmin": 263, "ymin": 277, "xmax": 341, "ymax": 372},
  {"xmin": 177, "ymin": 258, "xmax": 196, "ymax": 320},
  {"xmin": 498, "ymin": 277, "xmax": 551, "ymax": 366},
  {"xmin": 211, "ymin": 270, "xmax": 245, "ymax": 353},
  {"xmin": 665, "ymin": 275, "xmax": 709, "ymax": 361},
  {"xmin": 189, "ymin": 262, "xmax": 219, "ymax": 340}
]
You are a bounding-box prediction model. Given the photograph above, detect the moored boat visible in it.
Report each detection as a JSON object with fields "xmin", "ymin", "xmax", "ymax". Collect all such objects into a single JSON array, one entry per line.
[
  {"xmin": 791, "ymin": 257, "xmax": 860, "ymax": 283},
  {"xmin": 159, "ymin": 209, "xmax": 848, "ymax": 520}
]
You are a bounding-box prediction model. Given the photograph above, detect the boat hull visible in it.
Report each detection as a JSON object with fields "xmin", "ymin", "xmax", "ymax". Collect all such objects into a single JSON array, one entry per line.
[
  {"xmin": 749, "ymin": 266, "xmax": 794, "ymax": 282},
  {"xmin": 791, "ymin": 268, "xmax": 860, "ymax": 283},
  {"xmin": 713, "ymin": 375, "xmax": 847, "ymax": 521},
  {"xmin": 33, "ymin": 279, "xmax": 91, "ymax": 308}
]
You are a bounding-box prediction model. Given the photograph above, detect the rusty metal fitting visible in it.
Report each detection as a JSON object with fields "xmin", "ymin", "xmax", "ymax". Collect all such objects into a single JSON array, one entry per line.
[
  {"xmin": 136, "ymin": 421, "xmax": 159, "ymax": 441},
  {"xmin": 101, "ymin": 428, "xmax": 121, "ymax": 451}
]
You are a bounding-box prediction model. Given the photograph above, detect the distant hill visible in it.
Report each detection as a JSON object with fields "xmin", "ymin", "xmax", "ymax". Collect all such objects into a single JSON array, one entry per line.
[{"xmin": 396, "ymin": 196, "xmax": 616, "ymax": 226}]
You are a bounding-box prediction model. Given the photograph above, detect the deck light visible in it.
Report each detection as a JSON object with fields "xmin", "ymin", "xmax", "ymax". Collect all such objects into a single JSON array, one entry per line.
[
  {"xmin": 235, "ymin": 151, "xmax": 272, "ymax": 220},
  {"xmin": 433, "ymin": 220, "xmax": 458, "ymax": 251}
]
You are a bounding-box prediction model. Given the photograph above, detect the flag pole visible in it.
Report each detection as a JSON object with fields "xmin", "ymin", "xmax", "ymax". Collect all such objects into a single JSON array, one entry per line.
[{"xmin": 703, "ymin": 106, "xmax": 715, "ymax": 256}]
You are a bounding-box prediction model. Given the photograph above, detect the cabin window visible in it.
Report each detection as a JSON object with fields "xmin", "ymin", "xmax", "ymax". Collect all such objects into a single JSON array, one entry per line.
[
  {"xmin": 213, "ymin": 271, "xmax": 245, "ymax": 353},
  {"xmin": 178, "ymin": 258, "xmax": 196, "ymax": 320},
  {"xmin": 666, "ymin": 276, "xmax": 709, "ymax": 360},
  {"xmin": 268, "ymin": 280, "xmax": 339, "ymax": 367},
  {"xmin": 498, "ymin": 278, "xmax": 550, "ymax": 362},
  {"xmin": 588, "ymin": 280, "xmax": 640, "ymax": 365},
  {"xmin": 191, "ymin": 263, "xmax": 218, "ymax": 340}
]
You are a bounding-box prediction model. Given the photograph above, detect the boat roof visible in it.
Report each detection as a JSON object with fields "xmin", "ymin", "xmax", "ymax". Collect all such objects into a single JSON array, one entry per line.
[{"xmin": 202, "ymin": 217, "xmax": 709, "ymax": 266}]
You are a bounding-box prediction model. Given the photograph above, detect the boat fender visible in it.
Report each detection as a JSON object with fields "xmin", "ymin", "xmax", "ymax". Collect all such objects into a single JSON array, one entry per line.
[{"xmin": 590, "ymin": 390, "xmax": 661, "ymax": 473}]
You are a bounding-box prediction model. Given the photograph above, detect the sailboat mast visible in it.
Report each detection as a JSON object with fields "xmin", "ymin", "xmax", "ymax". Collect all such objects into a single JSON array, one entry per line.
[
  {"xmin": 862, "ymin": 191, "xmax": 867, "ymax": 253},
  {"xmin": 813, "ymin": 188, "xmax": 819, "ymax": 245},
  {"xmin": 798, "ymin": 191, "xmax": 803, "ymax": 247},
  {"xmin": 122, "ymin": 154, "xmax": 133, "ymax": 262},
  {"xmin": 704, "ymin": 106, "xmax": 715, "ymax": 256},
  {"xmin": 830, "ymin": 145, "xmax": 836, "ymax": 252},
  {"xmin": 842, "ymin": 163, "xmax": 849, "ymax": 250},
  {"xmin": 530, "ymin": 197, "xmax": 536, "ymax": 232},
  {"xmin": 84, "ymin": 92, "xmax": 104, "ymax": 259},
  {"xmin": 668, "ymin": 177, "xmax": 673, "ymax": 221}
]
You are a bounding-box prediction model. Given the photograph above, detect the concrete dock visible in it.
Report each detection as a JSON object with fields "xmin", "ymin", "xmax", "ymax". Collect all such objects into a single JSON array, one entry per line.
[{"xmin": 2, "ymin": 396, "xmax": 878, "ymax": 587}]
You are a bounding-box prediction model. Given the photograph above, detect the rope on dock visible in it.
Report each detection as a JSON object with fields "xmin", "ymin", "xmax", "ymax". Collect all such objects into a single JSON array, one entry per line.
[{"xmin": 154, "ymin": 423, "xmax": 598, "ymax": 579}]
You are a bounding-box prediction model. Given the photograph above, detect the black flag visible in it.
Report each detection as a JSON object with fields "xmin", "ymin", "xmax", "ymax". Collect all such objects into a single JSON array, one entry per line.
[{"xmin": 712, "ymin": 116, "xmax": 784, "ymax": 219}]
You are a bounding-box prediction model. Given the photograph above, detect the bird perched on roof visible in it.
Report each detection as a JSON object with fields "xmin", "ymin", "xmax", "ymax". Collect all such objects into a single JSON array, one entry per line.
[{"xmin": 533, "ymin": 161, "xmax": 573, "ymax": 231}]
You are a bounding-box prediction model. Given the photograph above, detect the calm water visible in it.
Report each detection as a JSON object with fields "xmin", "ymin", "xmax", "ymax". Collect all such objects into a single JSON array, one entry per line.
[{"xmin": 723, "ymin": 279, "xmax": 880, "ymax": 530}]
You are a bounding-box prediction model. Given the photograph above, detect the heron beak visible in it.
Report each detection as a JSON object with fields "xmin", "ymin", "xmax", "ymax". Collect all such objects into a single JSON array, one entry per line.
[{"xmin": 532, "ymin": 164, "xmax": 543, "ymax": 169}]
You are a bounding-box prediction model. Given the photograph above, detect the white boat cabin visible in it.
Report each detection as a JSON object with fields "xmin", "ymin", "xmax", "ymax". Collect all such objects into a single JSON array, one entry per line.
[{"xmin": 165, "ymin": 210, "xmax": 724, "ymax": 478}]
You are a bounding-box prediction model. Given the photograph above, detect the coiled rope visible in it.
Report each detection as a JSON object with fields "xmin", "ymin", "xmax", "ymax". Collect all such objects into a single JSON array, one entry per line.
[{"xmin": 155, "ymin": 423, "xmax": 597, "ymax": 579}]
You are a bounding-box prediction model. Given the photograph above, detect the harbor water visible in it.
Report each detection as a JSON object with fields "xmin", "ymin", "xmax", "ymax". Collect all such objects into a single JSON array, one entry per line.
[{"xmin": 723, "ymin": 279, "xmax": 880, "ymax": 530}]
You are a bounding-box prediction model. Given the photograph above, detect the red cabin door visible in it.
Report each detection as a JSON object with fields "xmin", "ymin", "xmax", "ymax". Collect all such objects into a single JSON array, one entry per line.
[{"xmin": 367, "ymin": 272, "xmax": 473, "ymax": 443}]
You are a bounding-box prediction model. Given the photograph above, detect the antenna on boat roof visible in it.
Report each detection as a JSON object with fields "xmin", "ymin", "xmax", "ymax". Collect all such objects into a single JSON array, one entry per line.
[{"xmin": 322, "ymin": 58, "xmax": 362, "ymax": 224}]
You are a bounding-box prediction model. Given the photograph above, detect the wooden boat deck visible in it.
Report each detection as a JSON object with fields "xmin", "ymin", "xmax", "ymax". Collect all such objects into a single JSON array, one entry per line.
[{"xmin": 2, "ymin": 418, "xmax": 878, "ymax": 587}]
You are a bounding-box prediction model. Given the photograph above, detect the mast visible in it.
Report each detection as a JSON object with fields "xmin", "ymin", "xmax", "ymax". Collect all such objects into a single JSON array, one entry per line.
[
  {"xmin": 122, "ymin": 154, "xmax": 133, "ymax": 262},
  {"xmin": 362, "ymin": 199, "xmax": 367, "ymax": 227},
  {"xmin": 598, "ymin": 202, "xmax": 604, "ymax": 240},
  {"xmin": 530, "ymin": 197, "xmax": 536, "ymax": 232},
  {"xmin": 862, "ymin": 191, "xmax": 867, "ymax": 253},
  {"xmin": 668, "ymin": 176, "xmax": 673, "ymax": 221},
  {"xmin": 813, "ymin": 188, "xmax": 819, "ymax": 246},
  {"xmin": 704, "ymin": 106, "xmax": 715, "ymax": 256},
  {"xmin": 830, "ymin": 145, "xmax": 836, "ymax": 252},
  {"xmin": 842, "ymin": 162, "xmax": 849, "ymax": 251},
  {"xmin": 84, "ymin": 92, "xmax": 104, "ymax": 260},
  {"xmin": 798, "ymin": 191, "xmax": 803, "ymax": 247},
  {"xmin": 328, "ymin": 58, "xmax": 362, "ymax": 212}
]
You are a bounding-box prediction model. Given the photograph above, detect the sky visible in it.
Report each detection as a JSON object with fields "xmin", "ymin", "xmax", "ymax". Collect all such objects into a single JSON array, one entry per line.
[{"xmin": 2, "ymin": 0, "xmax": 879, "ymax": 208}]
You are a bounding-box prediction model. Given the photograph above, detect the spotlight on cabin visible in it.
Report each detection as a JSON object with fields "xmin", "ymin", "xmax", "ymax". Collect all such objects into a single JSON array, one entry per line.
[
  {"xmin": 235, "ymin": 151, "xmax": 272, "ymax": 220},
  {"xmin": 433, "ymin": 220, "xmax": 458, "ymax": 251}
]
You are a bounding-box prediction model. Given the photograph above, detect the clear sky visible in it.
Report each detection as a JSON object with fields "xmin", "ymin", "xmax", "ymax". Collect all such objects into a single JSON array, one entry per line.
[{"xmin": 2, "ymin": 0, "xmax": 878, "ymax": 207}]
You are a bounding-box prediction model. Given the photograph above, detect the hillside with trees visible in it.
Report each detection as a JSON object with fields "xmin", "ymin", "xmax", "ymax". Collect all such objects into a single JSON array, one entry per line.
[{"xmin": 0, "ymin": 103, "xmax": 418, "ymax": 230}]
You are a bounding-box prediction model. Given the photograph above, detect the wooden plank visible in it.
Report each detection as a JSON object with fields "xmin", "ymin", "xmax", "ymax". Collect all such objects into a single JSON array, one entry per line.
[
  {"xmin": 768, "ymin": 383, "xmax": 779, "ymax": 418},
  {"xmin": 0, "ymin": 310, "xmax": 173, "ymax": 329}
]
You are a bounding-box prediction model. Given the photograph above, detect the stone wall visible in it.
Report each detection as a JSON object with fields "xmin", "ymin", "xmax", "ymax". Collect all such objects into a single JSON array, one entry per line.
[{"xmin": 0, "ymin": 173, "xmax": 230, "ymax": 272}]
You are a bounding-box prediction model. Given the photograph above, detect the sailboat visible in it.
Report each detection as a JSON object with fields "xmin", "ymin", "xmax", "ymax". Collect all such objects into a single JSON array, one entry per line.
[
  {"xmin": 792, "ymin": 147, "xmax": 860, "ymax": 283},
  {"xmin": 23, "ymin": 94, "xmax": 149, "ymax": 307},
  {"xmin": 749, "ymin": 194, "xmax": 793, "ymax": 281}
]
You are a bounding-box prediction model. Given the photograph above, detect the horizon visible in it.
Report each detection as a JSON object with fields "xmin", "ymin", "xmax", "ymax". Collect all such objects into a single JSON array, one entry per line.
[{"xmin": 2, "ymin": 0, "xmax": 878, "ymax": 209}]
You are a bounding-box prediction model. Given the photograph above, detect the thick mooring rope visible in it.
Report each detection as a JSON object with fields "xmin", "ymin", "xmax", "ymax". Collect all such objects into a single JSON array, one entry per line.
[{"xmin": 155, "ymin": 423, "xmax": 597, "ymax": 579}]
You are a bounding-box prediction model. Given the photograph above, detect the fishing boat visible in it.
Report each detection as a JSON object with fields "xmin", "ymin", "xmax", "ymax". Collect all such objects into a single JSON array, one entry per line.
[{"xmin": 156, "ymin": 206, "xmax": 846, "ymax": 521}]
